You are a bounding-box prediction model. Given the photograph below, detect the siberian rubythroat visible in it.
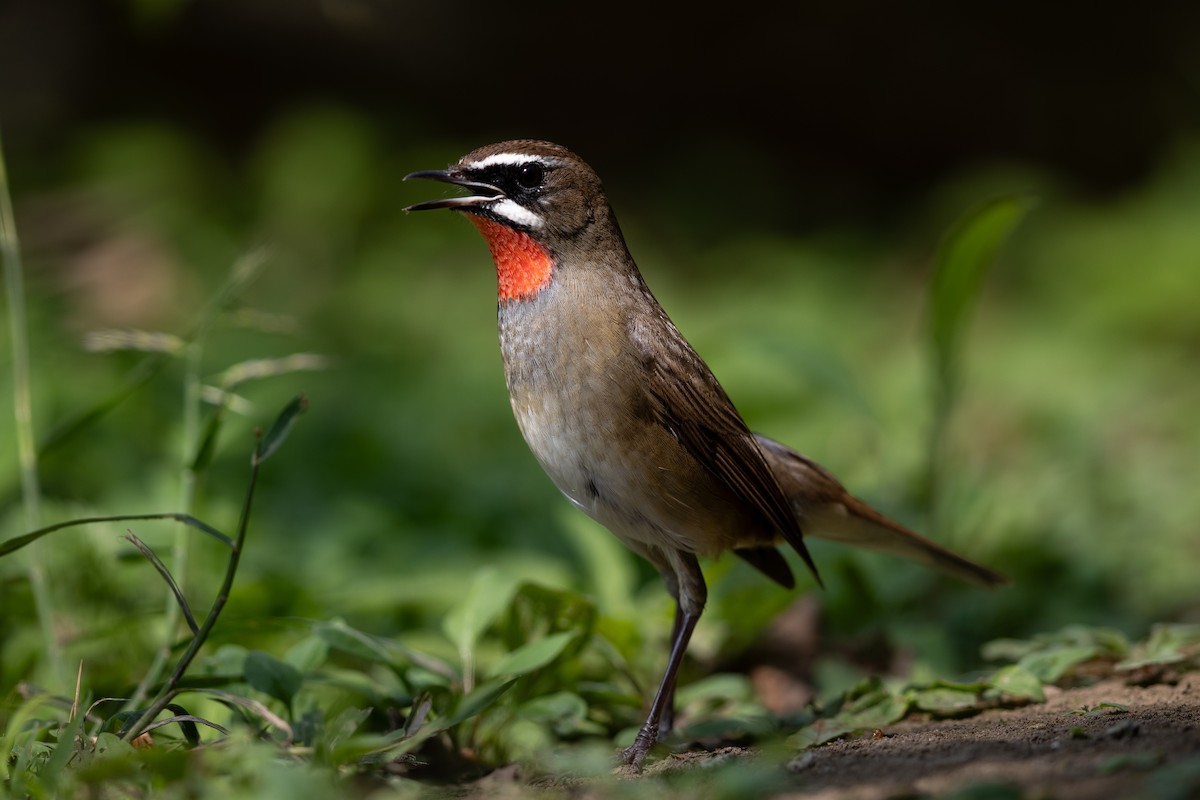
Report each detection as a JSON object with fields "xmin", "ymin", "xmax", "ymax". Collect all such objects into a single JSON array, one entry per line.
[{"xmin": 405, "ymin": 140, "xmax": 1006, "ymax": 768}]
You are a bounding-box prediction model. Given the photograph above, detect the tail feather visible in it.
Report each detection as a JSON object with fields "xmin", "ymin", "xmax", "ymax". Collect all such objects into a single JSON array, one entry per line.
[
  {"xmin": 734, "ymin": 545, "xmax": 796, "ymax": 589},
  {"xmin": 755, "ymin": 434, "xmax": 1009, "ymax": 588},
  {"xmin": 809, "ymin": 495, "xmax": 1010, "ymax": 587}
]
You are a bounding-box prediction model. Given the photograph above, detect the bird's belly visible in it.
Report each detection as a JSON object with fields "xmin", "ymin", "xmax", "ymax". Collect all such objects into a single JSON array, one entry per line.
[
  {"xmin": 508, "ymin": 382, "xmax": 739, "ymax": 559},
  {"xmin": 509, "ymin": 389, "xmax": 625, "ymax": 514},
  {"xmin": 510, "ymin": 399, "xmax": 596, "ymax": 511}
]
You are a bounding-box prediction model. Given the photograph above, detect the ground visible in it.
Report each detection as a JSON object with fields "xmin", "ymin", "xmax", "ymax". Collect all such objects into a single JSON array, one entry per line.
[
  {"xmin": 778, "ymin": 673, "xmax": 1200, "ymax": 799},
  {"xmin": 463, "ymin": 671, "xmax": 1200, "ymax": 799}
]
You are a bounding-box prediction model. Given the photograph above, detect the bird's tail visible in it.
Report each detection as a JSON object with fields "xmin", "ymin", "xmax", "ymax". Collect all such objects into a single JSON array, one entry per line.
[{"xmin": 755, "ymin": 434, "xmax": 1009, "ymax": 588}]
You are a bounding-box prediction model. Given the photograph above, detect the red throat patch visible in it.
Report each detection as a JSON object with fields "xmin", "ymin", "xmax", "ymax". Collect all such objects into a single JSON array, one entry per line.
[{"xmin": 467, "ymin": 216, "xmax": 553, "ymax": 301}]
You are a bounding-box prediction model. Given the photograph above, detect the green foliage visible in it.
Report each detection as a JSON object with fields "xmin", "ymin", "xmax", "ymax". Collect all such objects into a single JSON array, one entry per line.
[
  {"xmin": 1, "ymin": 103, "xmax": 1198, "ymax": 795},
  {"xmin": 1119, "ymin": 624, "xmax": 1200, "ymax": 671},
  {"xmin": 244, "ymin": 651, "xmax": 303, "ymax": 709},
  {"xmin": 1072, "ymin": 701, "xmax": 1129, "ymax": 717}
]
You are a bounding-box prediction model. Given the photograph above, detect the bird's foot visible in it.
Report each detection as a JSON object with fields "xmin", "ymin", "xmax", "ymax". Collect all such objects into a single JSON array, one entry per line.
[{"xmin": 619, "ymin": 724, "xmax": 660, "ymax": 772}]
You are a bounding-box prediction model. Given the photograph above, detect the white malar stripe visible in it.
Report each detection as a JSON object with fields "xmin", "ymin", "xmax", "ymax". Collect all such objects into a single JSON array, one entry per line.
[{"xmin": 489, "ymin": 198, "xmax": 544, "ymax": 229}]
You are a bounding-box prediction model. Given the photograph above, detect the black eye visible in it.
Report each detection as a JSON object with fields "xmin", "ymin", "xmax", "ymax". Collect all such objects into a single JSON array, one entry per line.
[{"xmin": 514, "ymin": 163, "xmax": 544, "ymax": 190}]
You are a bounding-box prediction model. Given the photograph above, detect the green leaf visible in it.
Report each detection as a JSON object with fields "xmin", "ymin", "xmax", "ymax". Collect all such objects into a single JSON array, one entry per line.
[
  {"xmin": 502, "ymin": 582, "xmax": 596, "ymax": 657},
  {"xmin": 1117, "ymin": 623, "xmax": 1200, "ymax": 670},
  {"xmin": 676, "ymin": 673, "xmax": 756, "ymax": 707},
  {"xmin": 560, "ymin": 510, "xmax": 638, "ymax": 616},
  {"xmin": 981, "ymin": 637, "xmax": 1037, "ymax": 662},
  {"xmin": 255, "ymin": 393, "xmax": 308, "ymax": 464},
  {"xmin": 284, "ymin": 635, "xmax": 329, "ymax": 672},
  {"xmin": 244, "ymin": 650, "xmax": 304, "ymax": 707},
  {"xmin": 188, "ymin": 688, "xmax": 293, "ymax": 739},
  {"xmin": 315, "ymin": 619, "xmax": 396, "ymax": 666},
  {"xmin": 986, "ymin": 665, "xmax": 1045, "ymax": 702},
  {"xmin": 404, "ymin": 693, "xmax": 433, "ymax": 737},
  {"xmin": 190, "ymin": 404, "xmax": 226, "ymax": 473},
  {"xmin": 518, "ymin": 691, "xmax": 589, "ymax": 736},
  {"xmin": 928, "ymin": 195, "xmax": 1033, "ymax": 390},
  {"xmin": 443, "ymin": 567, "xmax": 520, "ymax": 669},
  {"xmin": 789, "ymin": 719, "xmax": 856, "ymax": 750},
  {"xmin": 909, "ymin": 686, "xmax": 979, "ymax": 716},
  {"xmin": 310, "ymin": 667, "xmax": 398, "ymax": 707},
  {"xmin": 162, "ymin": 703, "xmax": 203, "ymax": 746},
  {"xmin": 124, "ymin": 533, "xmax": 198, "ymax": 635},
  {"xmin": 319, "ymin": 706, "xmax": 372, "ymax": 760},
  {"xmin": 1074, "ymin": 701, "xmax": 1129, "ymax": 717},
  {"xmin": 198, "ymin": 643, "xmax": 249, "ymax": 677},
  {"xmin": 1017, "ymin": 645, "xmax": 1099, "ymax": 683},
  {"xmin": 790, "ymin": 678, "xmax": 910, "ymax": 750},
  {"xmin": 40, "ymin": 708, "xmax": 88, "ymax": 789},
  {"xmin": 440, "ymin": 677, "xmax": 519, "ymax": 730},
  {"xmin": 314, "ymin": 619, "xmax": 456, "ymax": 681},
  {"xmin": 139, "ymin": 713, "xmax": 228, "ymax": 741},
  {"xmin": 88, "ymin": 731, "xmax": 135, "ymax": 763},
  {"xmin": 838, "ymin": 677, "xmax": 892, "ymax": 711},
  {"xmin": 841, "ymin": 690, "xmax": 910, "ymax": 728},
  {"xmin": 381, "ymin": 676, "xmax": 518, "ymax": 758},
  {"xmin": 488, "ymin": 631, "xmax": 576, "ymax": 678}
]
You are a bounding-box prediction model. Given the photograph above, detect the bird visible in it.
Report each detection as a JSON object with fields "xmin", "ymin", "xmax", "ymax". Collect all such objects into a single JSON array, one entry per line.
[{"xmin": 404, "ymin": 140, "xmax": 1007, "ymax": 769}]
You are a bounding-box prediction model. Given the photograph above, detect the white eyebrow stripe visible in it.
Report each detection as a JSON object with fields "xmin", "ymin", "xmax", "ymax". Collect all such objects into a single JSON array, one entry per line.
[
  {"xmin": 489, "ymin": 198, "xmax": 544, "ymax": 229},
  {"xmin": 465, "ymin": 152, "xmax": 560, "ymax": 170}
]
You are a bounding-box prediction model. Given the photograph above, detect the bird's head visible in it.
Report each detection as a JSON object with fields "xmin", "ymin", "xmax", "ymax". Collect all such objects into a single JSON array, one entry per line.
[{"xmin": 405, "ymin": 140, "xmax": 616, "ymax": 301}]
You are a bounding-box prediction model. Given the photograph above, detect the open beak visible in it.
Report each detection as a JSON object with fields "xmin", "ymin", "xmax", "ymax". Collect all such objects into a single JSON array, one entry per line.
[{"xmin": 403, "ymin": 169, "xmax": 504, "ymax": 212}]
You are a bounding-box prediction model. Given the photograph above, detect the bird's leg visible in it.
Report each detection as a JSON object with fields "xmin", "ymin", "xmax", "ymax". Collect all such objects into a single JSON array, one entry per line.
[
  {"xmin": 658, "ymin": 602, "xmax": 685, "ymax": 736},
  {"xmin": 621, "ymin": 608, "xmax": 699, "ymax": 769},
  {"xmin": 622, "ymin": 550, "xmax": 706, "ymax": 770}
]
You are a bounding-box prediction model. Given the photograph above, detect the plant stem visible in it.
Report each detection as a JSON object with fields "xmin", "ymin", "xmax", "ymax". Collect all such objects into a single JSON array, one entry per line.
[
  {"xmin": 0, "ymin": 130, "xmax": 63, "ymax": 688},
  {"xmin": 121, "ymin": 435, "xmax": 264, "ymax": 741}
]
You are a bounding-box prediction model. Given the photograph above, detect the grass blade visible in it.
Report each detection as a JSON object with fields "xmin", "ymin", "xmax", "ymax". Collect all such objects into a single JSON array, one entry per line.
[
  {"xmin": 255, "ymin": 393, "xmax": 309, "ymax": 464},
  {"xmin": 928, "ymin": 196, "xmax": 1034, "ymax": 399},
  {"xmin": 124, "ymin": 533, "xmax": 200, "ymax": 635},
  {"xmin": 139, "ymin": 712, "xmax": 228, "ymax": 742},
  {"xmin": 0, "ymin": 127, "xmax": 62, "ymax": 686},
  {"xmin": 0, "ymin": 513, "xmax": 232, "ymax": 559},
  {"xmin": 192, "ymin": 688, "xmax": 294, "ymax": 741}
]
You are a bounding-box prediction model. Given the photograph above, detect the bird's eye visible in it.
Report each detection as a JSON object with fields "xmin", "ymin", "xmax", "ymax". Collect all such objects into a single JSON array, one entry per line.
[{"xmin": 514, "ymin": 163, "xmax": 545, "ymax": 190}]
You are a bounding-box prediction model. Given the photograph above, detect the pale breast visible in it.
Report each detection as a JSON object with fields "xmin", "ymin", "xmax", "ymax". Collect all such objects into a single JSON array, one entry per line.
[{"xmin": 497, "ymin": 276, "xmax": 765, "ymax": 558}]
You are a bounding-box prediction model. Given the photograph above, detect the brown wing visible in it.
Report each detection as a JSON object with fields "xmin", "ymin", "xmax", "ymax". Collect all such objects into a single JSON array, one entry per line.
[{"xmin": 640, "ymin": 341, "xmax": 823, "ymax": 587}]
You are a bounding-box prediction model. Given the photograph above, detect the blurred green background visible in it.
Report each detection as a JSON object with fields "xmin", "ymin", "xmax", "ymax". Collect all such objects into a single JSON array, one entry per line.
[{"xmin": 1, "ymin": 0, "xmax": 1198, "ymax": 725}]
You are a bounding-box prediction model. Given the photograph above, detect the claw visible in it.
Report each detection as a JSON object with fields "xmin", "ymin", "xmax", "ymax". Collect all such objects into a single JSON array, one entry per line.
[{"xmin": 619, "ymin": 724, "xmax": 660, "ymax": 771}]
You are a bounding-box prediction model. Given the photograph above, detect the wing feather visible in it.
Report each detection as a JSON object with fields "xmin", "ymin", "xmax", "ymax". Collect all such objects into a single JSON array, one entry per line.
[{"xmin": 639, "ymin": 341, "xmax": 823, "ymax": 587}]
